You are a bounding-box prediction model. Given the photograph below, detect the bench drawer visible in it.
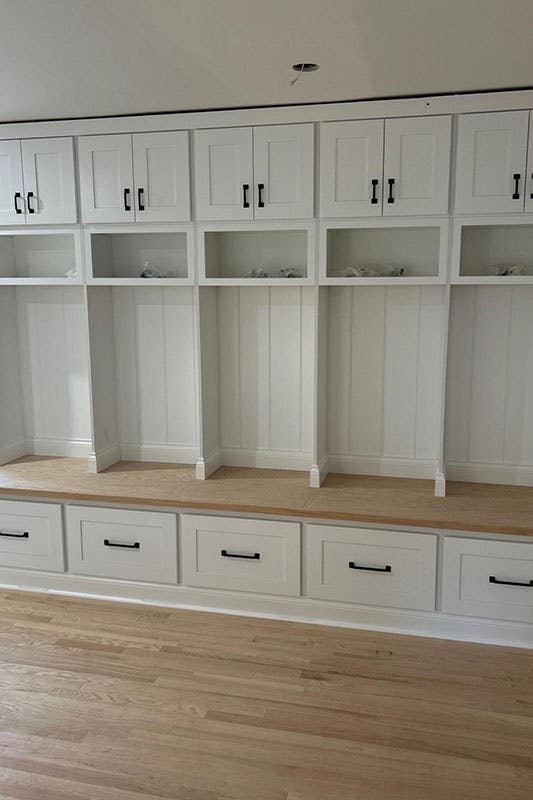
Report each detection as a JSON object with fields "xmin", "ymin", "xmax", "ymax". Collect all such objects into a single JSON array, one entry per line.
[
  {"xmin": 0, "ymin": 500, "xmax": 64, "ymax": 572},
  {"xmin": 305, "ymin": 525, "xmax": 437, "ymax": 611},
  {"xmin": 181, "ymin": 514, "xmax": 300, "ymax": 596},
  {"xmin": 66, "ymin": 506, "xmax": 177, "ymax": 584},
  {"xmin": 442, "ymin": 537, "xmax": 533, "ymax": 623}
]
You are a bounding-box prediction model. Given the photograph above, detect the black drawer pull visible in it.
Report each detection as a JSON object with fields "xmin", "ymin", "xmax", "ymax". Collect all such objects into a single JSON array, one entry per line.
[
  {"xmin": 27, "ymin": 191, "xmax": 36, "ymax": 213},
  {"xmin": 137, "ymin": 187, "xmax": 145, "ymax": 211},
  {"xmin": 489, "ymin": 575, "xmax": 533, "ymax": 588},
  {"xmin": 104, "ymin": 539, "xmax": 140, "ymax": 550},
  {"xmin": 242, "ymin": 183, "xmax": 250, "ymax": 208},
  {"xmin": 14, "ymin": 192, "xmax": 23, "ymax": 214},
  {"xmin": 349, "ymin": 561, "xmax": 392, "ymax": 573},
  {"xmin": 0, "ymin": 530, "xmax": 29, "ymax": 539},
  {"xmin": 123, "ymin": 188, "xmax": 131, "ymax": 211},
  {"xmin": 371, "ymin": 178, "xmax": 379, "ymax": 204},
  {"xmin": 530, "ymin": 173, "xmax": 533, "ymax": 200},
  {"xmin": 257, "ymin": 183, "xmax": 265, "ymax": 208},
  {"xmin": 387, "ymin": 178, "xmax": 395, "ymax": 204},
  {"xmin": 512, "ymin": 173, "xmax": 521, "ymax": 200},
  {"xmin": 221, "ymin": 549, "xmax": 260, "ymax": 560}
]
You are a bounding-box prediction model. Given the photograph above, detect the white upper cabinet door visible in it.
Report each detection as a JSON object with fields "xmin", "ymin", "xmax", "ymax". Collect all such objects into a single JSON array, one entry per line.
[
  {"xmin": 455, "ymin": 111, "xmax": 529, "ymax": 214},
  {"xmin": 383, "ymin": 116, "xmax": 451, "ymax": 216},
  {"xmin": 523, "ymin": 111, "xmax": 533, "ymax": 213},
  {"xmin": 21, "ymin": 137, "xmax": 77, "ymax": 225},
  {"xmin": 132, "ymin": 131, "xmax": 191, "ymax": 222},
  {"xmin": 194, "ymin": 127, "xmax": 253, "ymax": 221},
  {"xmin": 253, "ymin": 123, "xmax": 314, "ymax": 219},
  {"xmin": 0, "ymin": 140, "xmax": 25, "ymax": 224},
  {"xmin": 320, "ymin": 120, "xmax": 384, "ymax": 217},
  {"xmin": 78, "ymin": 134, "xmax": 134, "ymax": 223}
]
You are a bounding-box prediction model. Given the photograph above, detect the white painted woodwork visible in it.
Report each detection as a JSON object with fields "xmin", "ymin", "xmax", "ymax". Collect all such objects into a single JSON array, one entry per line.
[
  {"xmin": 253, "ymin": 123, "xmax": 314, "ymax": 219},
  {"xmin": 383, "ymin": 115, "xmax": 451, "ymax": 216},
  {"xmin": 66, "ymin": 506, "xmax": 177, "ymax": 584},
  {"xmin": 132, "ymin": 131, "xmax": 190, "ymax": 222},
  {"xmin": 455, "ymin": 111, "xmax": 529, "ymax": 214},
  {"xmin": 0, "ymin": 500, "xmax": 64, "ymax": 572},
  {"xmin": 453, "ymin": 217, "xmax": 533, "ymax": 282},
  {"xmin": 194, "ymin": 128, "xmax": 253, "ymax": 221},
  {"xmin": 0, "ymin": 230, "xmax": 82, "ymax": 284},
  {"xmin": 0, "ymin": 288, "xmax": 25, "ymax": 464},
  {"xmin": 0, "ymin": 140, "xmax": 25, "ymax": 225},
  {"xmin": 181, "ymin": 514, "xmax": 300, "ymax": 596},
  {"xmin": 87, "ymin": 228, "xmax": 191, "ymax": 283},
  {"xmin": 442, "ymin": 537, "xmax": 533, "ymax": 623},
  {"xmin": 78, "ymin": 134, "xmax": 134, "ymax": 223},
  {"xmin": 21, "ymin": 138, "xmax": 77, "ymax": 225},
  {"xmin": 305, "ymin": 525, "xmax": 437, "ymax": 611},
  {"xmin": 525, "ymin": 111, "xmax": 533, "ymax": 213},
  {"xmin": 320, "ymin": 120, "xmax": 384, "ymax": 217},
  {"xmin": 445, "ymin": 286, "xmax": 533, "ymax": 485},
  {"xmin": 196, "ymin": 287, "xmax": 221, "ymax": 478},
  {"xmin": 326, "ymin": 285, "xmax": 445, "ymax": 478}
]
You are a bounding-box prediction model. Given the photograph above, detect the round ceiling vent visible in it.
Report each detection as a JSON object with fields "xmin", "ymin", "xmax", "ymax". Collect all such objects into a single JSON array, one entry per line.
[{"xmin": 292, "ymin": 63, "xmax": 319, "ymax": 73}]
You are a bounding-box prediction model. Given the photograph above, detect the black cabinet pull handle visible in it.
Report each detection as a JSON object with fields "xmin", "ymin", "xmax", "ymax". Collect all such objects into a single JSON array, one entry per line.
[
  {"xmin": 123, "ymin": 188, "xmax": 131, "ymax": 211},
  {"xmin": 221, "ymin": 549, "xmax": 260, "ymax": 560},
  {"xmin": 371, "ymin": 178, "xmax": 379, "ymax": 204},
  {"xmin": 27, "ymin": 191, "xmax": 36, "ymax": 213},
  {"xmin": 530, "ymin": 173, "xmax": 533, "ymax": 200},
  {"xmin": 387, "ymin": 178, "xmax": 395, "ymax": 204},
  {"xmin": 242, "ymin": 183, "xmax": 250, "ymax": 208},
  {"xmin": 512, "ymin": 173, "xmax": 521, "ymax": 200},
  {"xmin": 14, "ymin": 192, "xmax": 23, "ymax": 214},
  {"xmin": 0, "ymin": 530, "xmax": 29, "ymax": 539},
  {"xmin": 137, "ymin": 187, "xmax": 145, "ymax": 211},
  {"xmin": 104, "ymin": 539, "xmax": 140, "ymax": 549},
  {"xmin": 349, "ymin": 561, "xmax": 392, "ymax": 573},
  {"xmin": 489, "ymin": 575, "xmax": 533, "ymax": 588},
  {"xmin": 257, "ymin": 183, "xmax": 265, "ymax": 208}
]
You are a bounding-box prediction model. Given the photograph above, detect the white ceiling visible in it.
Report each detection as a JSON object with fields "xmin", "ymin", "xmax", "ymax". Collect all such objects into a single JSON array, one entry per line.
[{"xmin": 1, "ymin": 0, "xmax": 533, "ymax": 123}]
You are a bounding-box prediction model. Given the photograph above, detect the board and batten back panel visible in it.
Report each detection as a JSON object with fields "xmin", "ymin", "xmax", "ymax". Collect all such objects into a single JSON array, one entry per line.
[
  {"xmin": 327, "ymin": 286, "xmax": 445, "ymax": 477},
  {"xmin": 0, "ymin": 288, "xmax": 25, "ymax": 462},
  {"xmin": 113, "ymin": 287, "xmax": 198, "ymax": 461},
  {"xmin": 446, "ymin": 286, "xmax": 533, "ymax": 485},
  {"xmin": 16, "ymin": 287, "xmax": 91, "ymax": 457},
  {"xmin": 217, "ymin": 286, "xmax": 314, "ymax": 468}
]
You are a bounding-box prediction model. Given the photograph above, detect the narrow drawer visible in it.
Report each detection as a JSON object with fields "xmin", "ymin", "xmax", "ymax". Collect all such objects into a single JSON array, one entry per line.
[
  {"xmin": 66, "ymin": 506, "xmax": 177, "ymax": 584},
  {"xmin": 0, "ymin": 500, "xmax": 64, "ymax": 572},
  {"xmin": 442, "ymin": 537, "xmax": 533, "ymax": 623},
  {"xmin": 305, "ymin": 524, "xmax": 437, "ymax": 611},
  {"xmin": 181, "ymin": 514, "xmax": 300, "ymax": 596}
]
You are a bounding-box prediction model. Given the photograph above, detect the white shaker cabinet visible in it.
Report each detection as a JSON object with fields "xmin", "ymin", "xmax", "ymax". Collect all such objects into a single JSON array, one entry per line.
[
  {"xmin": 0, "ymin": 140, "xmax": 25, "ymax": 225},
  {"xmin": 194, "ymin": 127, "xmax": 253, "ymax": 221},
  {"xmin": 455, "ymin": 111, "xmax": 529, "ymax": 214},
  {"xmin": 78, "ymin": 134, "xmax": 135, "ymax": 223}
]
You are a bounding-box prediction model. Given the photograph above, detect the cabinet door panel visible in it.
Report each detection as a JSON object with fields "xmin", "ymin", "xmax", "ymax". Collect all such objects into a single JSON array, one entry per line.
[
  {"xmin": 78, "ymin": 134, "xmax": 134, "ymax": 223},
  {"xmin": 133, "ymin": 131, "xmax": 190, "ymax": 222},
  {"xmin": 0, "ymin": 140, "xmax": 25, "ymax": 224},
  {"xmin": 253, "ymin": 123, "xmax": 314, "ymax": 219},
  {"xmin": 455, "ymin": 111, "xmax": 529, "ymax": 213},
  {"xmin": 194, "ymin": 128, "xmax": 253, "ymax": 220},
  {"xmin": 524, "ymin": 111, "xmax": 533, "ymax": 212},
  {"xmin": 383, "ymin": 116, "xmax": 451, "ymax": 215},
  {"xmin": 22, "ymin": 137, "xmax": 77, "ymax": 224},
  {"xmin": 320, "ymin": 120, "xmax": 384, "ymax": 217}
]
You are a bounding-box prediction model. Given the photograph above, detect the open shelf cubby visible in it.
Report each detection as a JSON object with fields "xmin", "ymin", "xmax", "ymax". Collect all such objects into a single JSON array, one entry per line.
[
  {"xmin": 320, "ymin": 220, "xmax": 447, "ymax": 284},
  {"xmin": 0, "ymin": 230, "xmax": 82, "ymax": 284},
  {"xmin": 85, "ymin": 227, "xmax": 193, "ymax": 285},
  {"xmin": 452, "ymin": 217, "xmax": 533, "ymax": 283}
]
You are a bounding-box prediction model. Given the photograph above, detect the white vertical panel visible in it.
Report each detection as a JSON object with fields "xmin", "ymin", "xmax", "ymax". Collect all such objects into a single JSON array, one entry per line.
[
  {"xmin": 218, "ymin": 287, "xmax": 241, "ymax": 449},
  {"xmin": 62, "ymin": 288, "xmax": 91, "ymax": 442},
  {"xmin": 164, "ymin": 288, "xmax": 197, "ymax": 445},
  {"xmin": 198, "ymin": 287, "xmax": 220, "ymax": 456},
  {"xmin": 113, "ymin": 288, "xmax": 139, "ymax": 445},
  {"xmin": 504, "ymin": 287, "xmax": 533, "ymax": 465},
  {"xmin": 415, "ymin": 287, "xmax": 445, "ymax": 459},
  {"xmin": 326, "ymin": 288, "xmax": 353, "ymax": 455},
  {"xmin": 300, "ymin": 287, "xmax": 315, "ymax": 455},
  {"xmin": 445, "ymin": 287, "xmax": 475, "ymax": 463},
  {"xmin": 86, "ymin": 286, "xmax": 120, "ymax": 455},
  {"xmin": 135, "ymin": 288, "xmax": 167, "ymax": 444},
  {"xmin": 0, "ymin": 288, "xmax": 25, "ymax": 455},
  {"xmin": 270, "ymin": 287, "xmax": 301, "ymax": 451},
  {"xmin": 239, "ymin": 287, "xmax": 270, "ymax": 450}
]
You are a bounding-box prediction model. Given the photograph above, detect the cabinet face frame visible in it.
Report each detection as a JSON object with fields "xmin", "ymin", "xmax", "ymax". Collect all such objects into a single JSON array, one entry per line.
[
  {"xmin": 451, "ymin": 214, "xmax": 533, "ymax": 284},
  {"xmin": 0, "ymin": 226, "xmax": 84, "ymax": 285}
]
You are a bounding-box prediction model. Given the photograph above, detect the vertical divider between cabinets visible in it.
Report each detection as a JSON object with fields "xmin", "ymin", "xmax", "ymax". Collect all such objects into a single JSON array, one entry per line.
[
  {"xmin": 310, "ymin": 285, "xmax": 329, "ymax": 487},
  {"xmin": 195, "ymin": 285, "xmax": 222, "ymax": 479}
]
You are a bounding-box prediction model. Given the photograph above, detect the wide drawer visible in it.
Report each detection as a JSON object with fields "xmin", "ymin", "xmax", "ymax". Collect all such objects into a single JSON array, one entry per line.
[
  {"xmin": 305, "ymin": 525, "xmax": 437, "ymax": 611},
  {"xmin": 181, "ymin": 514, "xmax": 300, "ymax": 596},
  {"xmin": 66, "ymin": 506, "xmax": 177, "ymax": 584},
  {"xmin": 0, "ymin": 500, "xmax": 64, "ymax": 572},
  {"xmin": 442, "ymin": 537, "xmax": 533, "ymax": 623}
]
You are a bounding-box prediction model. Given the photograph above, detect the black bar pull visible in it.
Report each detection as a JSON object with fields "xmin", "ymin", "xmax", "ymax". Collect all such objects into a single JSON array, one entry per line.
[
  {"xmin": 104, "ymin": 539, "xmax": 140, "ymax": 550},
  {"xmin": 257, "ymin": 183, "xmax": 265, "ymax": 208},
  {"xmin": 27, "ymin": 191, "xmax": 36, "ymax": 213},
  {"xmin": 371, "ymin": 178, "xmax": 379, "ymax": 204},
  {"xmin": 221, "ymin": 549, "xmax": 260, "ymax": 560},
  {"xmin": 349, "ymin": 561, "xmax": 392, "ymax": 573},
  {"xmin": 530, "ymin": 173, "xmax": 533, "ymax": 200},
  {"xmin": 387, "ymin": 178, "xmax": 395, "ymax": 204},
  {"xmin": 123, "ymin": 188, "xmax": 131, "ymax": 211},
  {"xmin": 137, "ymin": 187, "xmax": 145, "ymax": 211},
  {"xmin": 512, "ymin": 173, "xmax": 521, "ymax": 200},
  {"xmin": 0, "ymin": 530, "xmax": 29, "ymax": 539},
  {"xmin": 242, "ymin": 183, "xmax": 250, "ymax": 208},
  {"xmin": 14, "ymin": 192, "xmax": 23, "ymax": 214},
  {"xmin": 489, "ymin": 575, "xmax": 533, "ymax": 588}
]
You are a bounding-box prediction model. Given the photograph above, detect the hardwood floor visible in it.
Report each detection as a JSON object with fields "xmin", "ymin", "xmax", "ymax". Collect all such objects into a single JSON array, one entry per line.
[{"xmin": 0, "ymin": 591, "xmax": 531, "ymax": 799}]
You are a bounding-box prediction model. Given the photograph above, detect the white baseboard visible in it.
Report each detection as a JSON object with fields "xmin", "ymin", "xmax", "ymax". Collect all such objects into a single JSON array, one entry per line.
[
  {"xmin": 221, "ymin": 448, "xmax": 312, "ymax": 471},
  {"xmin": 0, "ymin": 438, "xmax": 26, "ymax": 466},
  {"xmin": 328, "ymin": 454, "xmax": 437, "ymax": 480},
  {"xmin": 434, "ymin": 471, "xmax": 446, "ymax": 497},
  {"xmin": 88, "ymin": 444, "xmax": 121, "ymax": 473},
  {"xmin": 447, "ymin": 461, "xmax": 533, "ymax": 487},
  {"xmin": 310, "ymin": 455, "xmax": 329, "ymax": 488},
  {"xmin": 196, "ymin": 450, "xmax": 222, "ymax": 480},
  {"xmin": 120, "ymin": 443, "xmax": 198, "ymax": 464},
  {"xmin": 27, "ymin": 438, "xmax": 91, "ymax": 459},
  {"xmin": 0, "ymin": 567, "xmax": 531, "ymax": 649}
]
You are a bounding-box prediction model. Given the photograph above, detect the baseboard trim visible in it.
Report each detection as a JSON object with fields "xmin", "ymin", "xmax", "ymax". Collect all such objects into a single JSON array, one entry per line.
[
  {"xmin": 447, "ymin": 461, "xmax": 533, "ymax": 487},
  {"xmin": 0, "ymin": 438, "xmax": 27, "ymax": 466},
  {"xmin": 120, "ymin": 443, "xmax": 198, "ymax": 464},
  {"xmin": 328, "ymin": 455, "xmax": 437, "ymax": 480},
  {"xmin": 0, "ymin": 567, "xmax": 531, "ymax": 649},
  {"xmin": 221, "ymin": 448, "xmax": 312, "ymax": 471},
  {"xmin": 27, "ymin": 438, "xmax": 91, "ymax": 458},
  {"xmin": 310, "ymin": 455, "xmax": 329, "ymax": 488},
  {"xmin": 88, "ymin": 444, "xmax": 121, "ymax": 473},
  {"xmin": 196, "ymin": 451, "xmax": 222, "ymax": 480}
]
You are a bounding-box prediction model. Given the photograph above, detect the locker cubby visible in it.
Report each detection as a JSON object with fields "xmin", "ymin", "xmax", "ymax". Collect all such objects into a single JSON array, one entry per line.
[
  {"xmin": 452, "ymin": 217, "xmax": 533, "ymax": 283},
  {"xmin": 0, "ymin": 230, "xmax": 82, "ymax": 284}
]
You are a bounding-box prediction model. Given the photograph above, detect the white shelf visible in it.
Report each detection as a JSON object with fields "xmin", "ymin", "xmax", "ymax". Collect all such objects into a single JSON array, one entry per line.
[
  {"xmin": 0, "ymin": 229, "xmax": 82, "ymax": 285},
  {"xmin": 452, "ymin": 215, "xmax": 533, "ymax": 284}
]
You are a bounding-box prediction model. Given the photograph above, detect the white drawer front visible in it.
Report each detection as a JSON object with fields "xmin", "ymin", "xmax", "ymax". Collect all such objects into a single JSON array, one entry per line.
[
  {"xmin": 66, "ymin": 506, "xmax": 177, "ymax": 584},
  {"xmin": 0, "ymin": 500, "xmax": 64, "ymax": 572},
  {"xmin": 305, "ymin": 525, "xmax": 437, "ymax": 611},
  {"xmin": 181, "ymin": 515, "xmax": 300, "ymax": 596},
  {"xmin": 442, "ymin": 537, "xmax": 533, "ymax": 623}
]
